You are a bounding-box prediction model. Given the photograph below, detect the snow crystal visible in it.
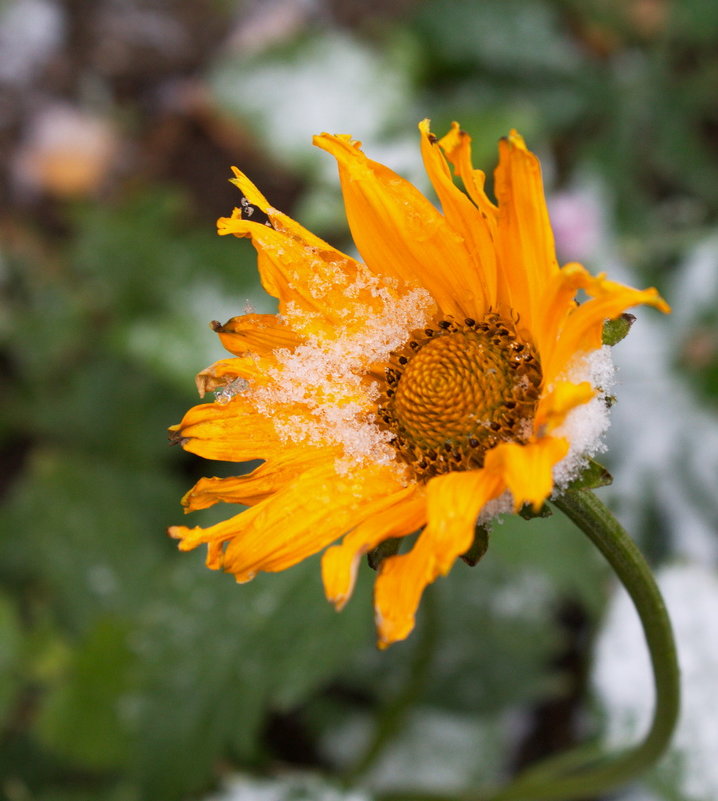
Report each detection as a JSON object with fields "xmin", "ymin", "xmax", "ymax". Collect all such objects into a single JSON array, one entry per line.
[
  {"xmin": 594, "ymin": 563, "xmax": 718, "ymax": 801},
  {"xmin": 249, "ymin": 267, "xmax": 434, "ymax": 472},
  {"xmin": 552, "ymin": 346, "xmax": 617, "ymax": 490},
  {"xmin": 209, "ymin": 30, "xmax": 415, "ymax": 178},
  {"xmin": 214, "ymin": 377, "xmax": 249, "ymax": 405},
  {"xmin": 205, "ymin": 771, "xmax": 370, "ymax": 801},
  {"xmin": 322, "ymin": 707, "xmax": 505, "ymax": 792},
  {"xmin": 477, "ymin": 491, "xmax": 514, "ymax": 525}
]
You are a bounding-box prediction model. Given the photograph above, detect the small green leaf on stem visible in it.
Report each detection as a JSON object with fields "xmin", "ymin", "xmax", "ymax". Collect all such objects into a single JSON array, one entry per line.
[
  {"xmin": 519, "ymin": 503, "xmax": 553, "ymax": 520},
  {"xmin": 602, "ymin": 313, "xmax": 636, "ymax": 346},
  {"xmin": 461, "ymin": 524, "xmax": 490, "ymax": 566},
  {"xmin": 568, "ymin": 458, "xmax": 613, "ymax": 491}
]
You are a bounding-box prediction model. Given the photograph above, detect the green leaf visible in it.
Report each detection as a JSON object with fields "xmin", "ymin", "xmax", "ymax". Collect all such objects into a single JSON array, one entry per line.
[
  {"xmin": 36, "ymin": 619, "xmax": 134, "ymax": 770},
  {"xmin": 602, "ymin": 313, "xmax": 636, "ymax": 346},
  {"xmin": 130, "ymin": 555, "xmax": 374, "ymax": 799},
  {"xmin": 460, "ymin": 525, "xmax": 491, "ymax": 566},
  {"xmin": 0, "ymin": 452, "xmax": 177, "ymax": 633},
  {"xmin": 0, "ymin": 594, "xmax": 23, "ymax": 724},
  {"xmin": 568, "ymin": 458, "xmax": 613, "ymax": 491}
]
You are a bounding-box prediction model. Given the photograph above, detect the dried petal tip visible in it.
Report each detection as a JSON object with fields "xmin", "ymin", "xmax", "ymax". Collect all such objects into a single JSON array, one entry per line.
[{"xmin": 167, "ymin": 428, "xmax": 186, "ymax": 446}]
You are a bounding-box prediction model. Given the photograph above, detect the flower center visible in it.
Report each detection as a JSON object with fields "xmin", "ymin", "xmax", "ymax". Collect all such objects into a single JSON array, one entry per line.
[{"xmin": 378, "ymin": 314, "xmax": 542, "ymax": 480}]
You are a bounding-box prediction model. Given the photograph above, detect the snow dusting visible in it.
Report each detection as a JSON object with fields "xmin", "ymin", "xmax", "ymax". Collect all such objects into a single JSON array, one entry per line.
[
  {"xmin": 552, "ymin": 345, "xmax": 616, "ymax": 490},
  {"xmin": 214, "ymin": 377, "xmax": 249, "ymax": 405},
  {"xmin": 248, "ymin": 266, "xmax": 434, "ymax": 472},
  {"xmin": 594, "ymin": 563, "xmax": 718, "ymax": 801},
  {"xmin": 205, "ymin": 772, "xmax": 371, "ymax": 801}
]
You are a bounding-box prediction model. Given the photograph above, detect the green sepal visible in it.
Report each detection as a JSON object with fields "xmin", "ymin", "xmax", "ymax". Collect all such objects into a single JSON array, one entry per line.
[
  {"xmin": 602, "ymin": 313, "xmax": 636, "ymax": 346},
  {"xmin": 568, "ymin": 458, "xmax": 613, "ymax": 491},
  {"xmin": 519, "ymin": 503, "xmax": 553, "ymax": 520},
  {"xmin": 460, "ymin": 524, "xmax": 490, "ymax": 566},
  {"xmin": 367, "ymin": 537, "xmax": 401, "ymax": 571}
]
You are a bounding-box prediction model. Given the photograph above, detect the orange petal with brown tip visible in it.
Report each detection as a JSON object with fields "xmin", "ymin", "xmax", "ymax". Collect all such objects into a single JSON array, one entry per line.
[
  {"xmin": 169, "ymin": 400, "xmax": 284, "ymax": 462},
  {"xmin": 194, "ymin": 355, "xmax": 271, "ymax": 398},
  {"xmin": 211, "ymin": 313, "xmax": 302, "ymax": 357},
  {"xmin": 438, "ymin": 122, "xmax": 498, "ymax": 227}
]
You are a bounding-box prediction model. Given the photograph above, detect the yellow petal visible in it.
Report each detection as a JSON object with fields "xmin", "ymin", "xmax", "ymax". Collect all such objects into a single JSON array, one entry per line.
[
  {"xmin": 227, "ymin": 166, "xmax": 272, "ymax": 211},
  {"xmin": 494, "ymin": 131, "xmax": 559, "ymax": 330},
  {"xmin": 211, "ymin": 313, "xmax": 302, "ymax": 357},
  {"xmin": 313, "ymin": 132, "xmax": 479, "ymax": 318},
  {"xmin": 546, "ymin": 272, "xmax": 670, "ymax": 384},
  {"xmin": 194, "ymin": 355, "xmax": 271, "ymax": 398},
  {"xmin": 220, "ymin": 462, "xmax": 406, "ymax": 582},
  {"xmin": 218, "ymin": 211, "xmax": 357, "ymax": 327},
  {"xmin": 169, "ymin": 400, "xmax": 283, "ymax": 462},
  {"xmin": 536, "ymin": 262, "xmax": 670, "ymax": 385},
  {"xmin": 171, "ymin": 460, "xmax": 400, "ymax": 576},
  {"xmin": 182, "ymin": 445, "xmax": 341, "ymax": 511},
  {"xmin": 169, "ymin": 509, "xmax": 243, "ymax": 569},
  {"xmin": 484, "ymin": 437, "xmax": 569, "ymax": 512},
  {"xmin": 437, "ymin": 122, "xmax": 498, "ymax": 228},
  {"xmin": 321, "ymin": 484, "xmax": 426, "ymax": 611},
  {"xmin": 219, "ymin": 171, "xmax": 388, "ymax": 334},
  {"xmin": 535, "ymin": 381, "xmax": 595, "ymax": 435},
  {"xmin": 418, "ymin": 119, "xmax": 497, "ymax": 312},
  {"xmin": 373, "ymin": 469, "xmax": 504, "ymax": 648}
]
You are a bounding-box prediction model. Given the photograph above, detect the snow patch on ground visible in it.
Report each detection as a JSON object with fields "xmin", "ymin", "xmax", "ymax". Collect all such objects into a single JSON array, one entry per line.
[{"xmin": 594, "ymin": 563, "xmax": 718, "ymax": 801}]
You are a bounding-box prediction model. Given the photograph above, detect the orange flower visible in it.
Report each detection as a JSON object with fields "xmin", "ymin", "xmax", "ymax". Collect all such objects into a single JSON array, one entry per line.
[{"xmin": 169, "ymin": 121, "xmax": 669, "ymax": 648}]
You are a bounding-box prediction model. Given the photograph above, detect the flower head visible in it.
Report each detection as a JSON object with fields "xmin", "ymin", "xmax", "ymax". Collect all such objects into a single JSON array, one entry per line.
[{"xmin": 169, "ymin": 121, "xmax": 669, "ymax": 648}]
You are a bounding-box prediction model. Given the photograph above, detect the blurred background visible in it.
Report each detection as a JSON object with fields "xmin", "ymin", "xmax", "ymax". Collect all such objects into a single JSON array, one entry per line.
[{"xmin": 1, "ymin": 1, "xmax": 718, "ymax": 800}]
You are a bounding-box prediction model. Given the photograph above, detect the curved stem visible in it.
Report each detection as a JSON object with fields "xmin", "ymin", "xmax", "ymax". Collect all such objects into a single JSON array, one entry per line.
[
  {"xmin": 376, "ymin": 489, "xmax": 680, "ymax": 801},
  {"xmin": 484, "ymin": 489, "xmax": 681, "ymax": 800}
]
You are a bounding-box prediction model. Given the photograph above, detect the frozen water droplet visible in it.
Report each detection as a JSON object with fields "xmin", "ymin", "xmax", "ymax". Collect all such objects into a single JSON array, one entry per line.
[{"xmin": 215, "ymin": 377, "xmax": 249, "ymax": 405}]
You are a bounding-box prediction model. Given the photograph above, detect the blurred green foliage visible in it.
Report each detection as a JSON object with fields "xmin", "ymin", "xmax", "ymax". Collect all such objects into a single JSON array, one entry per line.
[{"xmin": 2, "ymin": 1, "xmax": 718, "ymax": 800}]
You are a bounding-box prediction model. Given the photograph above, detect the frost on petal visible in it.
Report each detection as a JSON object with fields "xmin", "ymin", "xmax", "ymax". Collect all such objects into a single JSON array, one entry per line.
[
  {"xmin": 551, "ymin": 346, "xmax": 616, "ymax": 490},
  {"xmin": 251, "ymin": 268, "xmax": 434, "ymax": 473}
]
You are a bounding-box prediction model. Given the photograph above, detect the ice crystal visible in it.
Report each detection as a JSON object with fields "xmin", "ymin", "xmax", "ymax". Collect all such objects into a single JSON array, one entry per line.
[
  {"xmin": 552, "ymin": 346, "xmax": 616, "ymax": 490},
  {"xmin": 215, "ymin": 377, "xmax": 249, "ymax": 405},
  {"xmin": 206, "ymin": 771, "xmax": 371, "ymax": 801},
  {"xmin": 250, "ymin": 264, "xmax": 434, "ymax": 470}
]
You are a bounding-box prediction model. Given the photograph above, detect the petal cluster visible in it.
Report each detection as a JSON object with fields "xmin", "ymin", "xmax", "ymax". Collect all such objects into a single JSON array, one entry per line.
[{"xmin": 169, "ymin": 121, "xmax": 669, "ymax": 647}]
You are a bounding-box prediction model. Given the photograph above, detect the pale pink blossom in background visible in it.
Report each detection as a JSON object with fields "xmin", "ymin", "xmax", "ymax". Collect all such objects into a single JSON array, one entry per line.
[{"xmin": 549, "ymin": 186, "xmax": 604, "ymax": 263}]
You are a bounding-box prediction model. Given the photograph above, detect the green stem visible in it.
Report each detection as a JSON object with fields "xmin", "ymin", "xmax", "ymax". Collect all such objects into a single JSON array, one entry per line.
[
  {"xmin": 376, "ymin": 489, "xmax": 680, "ymax": 801},
  {"xmin": 342, "ymin": 589, "xmax": 438, "ymax": 784}
]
